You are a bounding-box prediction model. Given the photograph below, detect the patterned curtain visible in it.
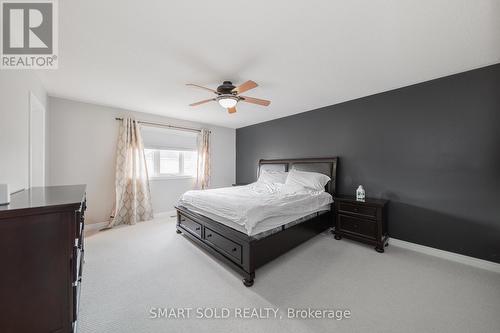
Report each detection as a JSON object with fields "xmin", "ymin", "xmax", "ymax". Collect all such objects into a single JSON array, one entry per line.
[
  {"xmin": 107, "ymin": 118, "xmax": 154, "ymax": 227},
  {"xmin": 196, "ymin": 128, "xmax": 211, "ymax": 190}
]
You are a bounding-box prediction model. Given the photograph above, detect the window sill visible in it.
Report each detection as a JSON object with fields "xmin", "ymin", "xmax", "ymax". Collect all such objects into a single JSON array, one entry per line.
[{"xmin": 149, "ymin": 175, "xmax": 195, "ymax": 181}]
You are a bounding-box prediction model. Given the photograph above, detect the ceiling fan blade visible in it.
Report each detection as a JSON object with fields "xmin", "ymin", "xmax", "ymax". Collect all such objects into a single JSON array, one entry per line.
[
  {"xmin": 189, "ymin": 98, "xmax": 215, "ymax": 106},
  {"xmin": 240, "ymin": 96, "xmax": 271, "ymax": 106},
  {"xmin": 232, "ymin": 80, "xmax": 258, "ymax": 94},
  {"xmin": 228, "ymin": 106, "xmax": 237, "ymax": 114},
  {"xmin": 186, "ymin": 83, "xmax": 219, "ymax": 94}
]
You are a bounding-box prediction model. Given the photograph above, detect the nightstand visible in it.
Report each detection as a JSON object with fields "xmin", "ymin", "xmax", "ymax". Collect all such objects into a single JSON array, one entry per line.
[{"xmin": 334, "ymin": 195, "xmax": 389, "ymax": 252}]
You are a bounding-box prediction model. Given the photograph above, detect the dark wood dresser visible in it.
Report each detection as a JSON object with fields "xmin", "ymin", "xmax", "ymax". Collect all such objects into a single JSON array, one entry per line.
[
  {"xmin": 334, "ymin": 195, "xmax": 388, "ymax": 252},
  {"xmin": 0, "ymin": 185, "xmax": 87, "ymax": 333}
]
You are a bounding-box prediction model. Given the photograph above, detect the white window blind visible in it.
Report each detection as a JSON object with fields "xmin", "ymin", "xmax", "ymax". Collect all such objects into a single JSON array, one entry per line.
[
  {"xmin": 141, "ymin": 126, "xmax": 198, "ymax": 151},
  {"xmin": 141, "ymin": 126, "xmax": 198, "ymax": 178}
]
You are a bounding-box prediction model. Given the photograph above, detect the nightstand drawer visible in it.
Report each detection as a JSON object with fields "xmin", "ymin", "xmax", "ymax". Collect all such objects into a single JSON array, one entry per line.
[
  {"xmin": 337, "ymin": 214, "xmax": 377, "ymax": 239},
  {"xmin": 338, "ymin": 202, "xmax": 378, "ymax": 219}
]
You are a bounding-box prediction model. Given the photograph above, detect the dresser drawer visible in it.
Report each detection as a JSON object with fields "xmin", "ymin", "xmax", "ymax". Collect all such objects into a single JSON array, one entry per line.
[
  {"xmin": 204, "ymin": 227, "xmax": 242, "ymax": 264},
  {"xmin": 72, "ymin": 282, "xmax": 81, "ymax": 323},
  {"xmin": 337, "ymin": 214, "xmax": 377, "ymax": 239},
  {"xmin": 79, "ymin": 221, "xmax": 84, "ymax": 250},
  {"xmin": 78, "ymin": 249, "xmax": 84, "ymax": 280},
  {"xmin": 71, "ymin": 245, "xmax": 81, "ymax": 283},
  {"xmin": 75, "ymin": 211, "xmax": 83, "ymax": 240},
  {"xmin": 179, "ymin": 214, "xmax": 202, "ymax": 238},
  {"xmin": 338, "ymin": 202, "xmax": 378, "ymax": 219}
]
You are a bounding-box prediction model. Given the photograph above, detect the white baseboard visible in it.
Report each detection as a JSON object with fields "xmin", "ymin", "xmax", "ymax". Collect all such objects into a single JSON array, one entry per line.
[
  {"xmin": 389, "ymin": 238, "xmax": 500, "ymax": 274},
  {"xmin": 85, "ymin": 221, "xmax": 109, "ymax": 233},
  {"xmin": 84, "ymin": 211, "xmax": 177, "ymax": 234},
  {"xmin": 154, "ymin": 210, "xmax": 177, "ymax": 218}
]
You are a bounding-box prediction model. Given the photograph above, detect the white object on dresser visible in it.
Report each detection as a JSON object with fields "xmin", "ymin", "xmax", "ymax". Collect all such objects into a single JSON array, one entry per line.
[
  {"xmin": 0, "ymin": 184, "xmax": 10, "ymax": 205},
  {"xmin": 356, "ymin": 185, "xmax": 365, "ymax": 202}
]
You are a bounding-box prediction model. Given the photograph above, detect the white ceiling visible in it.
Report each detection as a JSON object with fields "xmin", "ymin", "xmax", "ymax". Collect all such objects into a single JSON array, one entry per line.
[{"xmin": 39, "ymin": 0, "xmax": 500, "ymax": 129}]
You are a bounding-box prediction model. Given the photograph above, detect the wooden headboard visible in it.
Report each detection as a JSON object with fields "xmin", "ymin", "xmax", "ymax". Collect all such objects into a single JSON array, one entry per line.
[{"xmin": 258, "ymin": 157, "xmax": 339, "ymax": 195}]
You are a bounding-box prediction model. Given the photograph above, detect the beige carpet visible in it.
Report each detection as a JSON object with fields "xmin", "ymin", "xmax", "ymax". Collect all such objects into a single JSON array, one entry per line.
[{"xmin": 78, "ymin": 217, "xmax": 500, "ymax": 333}]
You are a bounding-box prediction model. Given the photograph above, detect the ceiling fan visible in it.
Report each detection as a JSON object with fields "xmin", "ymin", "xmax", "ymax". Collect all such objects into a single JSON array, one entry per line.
[{"xmin": 186, "ymin": 80, "xmax": 271, "ymax": 114}]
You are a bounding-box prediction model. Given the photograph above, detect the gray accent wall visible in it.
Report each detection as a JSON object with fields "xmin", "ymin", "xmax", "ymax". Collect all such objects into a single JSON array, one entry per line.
[{"xmin": 236, "ymin": 64, "xmax": 500, "ymax": 263}]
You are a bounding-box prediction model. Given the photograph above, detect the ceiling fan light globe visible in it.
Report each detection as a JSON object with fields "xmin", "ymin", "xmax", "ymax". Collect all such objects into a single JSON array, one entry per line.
[{"xmin": 218, "ymin": 96, "xmax": 238, "ymax": 109}]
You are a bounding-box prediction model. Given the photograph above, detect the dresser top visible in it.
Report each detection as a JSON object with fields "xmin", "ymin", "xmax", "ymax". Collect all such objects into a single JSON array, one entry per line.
[
  {"xmin": 0, "ymin": 185, "xmax": 86, "ymax": 217},
  {"xmin": 335, "ymin": 194, "xmax": 388, "ymax": 206}
]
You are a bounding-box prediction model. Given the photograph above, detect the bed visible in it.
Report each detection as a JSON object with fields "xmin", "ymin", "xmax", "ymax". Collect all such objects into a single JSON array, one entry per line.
[{"xmin": 175, "ymin": 157, "xmax": 338, "ymax": 286}]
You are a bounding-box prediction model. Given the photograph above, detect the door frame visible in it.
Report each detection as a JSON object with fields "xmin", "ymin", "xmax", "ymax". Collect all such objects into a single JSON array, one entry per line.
[{"xmin": 28, "ymin": 91, "xmax": 46, "ymax": 188}]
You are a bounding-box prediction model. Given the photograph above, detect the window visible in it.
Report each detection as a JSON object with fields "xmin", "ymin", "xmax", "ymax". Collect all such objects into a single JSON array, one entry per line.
[
  {"xmin": 141, "ymin": 125, "xmax": 198, "ymax": 179},
  {"xmin": 145, "ymin": 148, "xmax": 197, "ymax": 178}
]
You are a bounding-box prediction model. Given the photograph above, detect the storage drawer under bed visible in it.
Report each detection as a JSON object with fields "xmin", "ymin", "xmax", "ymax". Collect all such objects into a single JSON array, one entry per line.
[
  {"xmin": 204, "ymin": 227, "xmax": 242, "ymax": 264},
  {"xmin": 178, "ymin": 214, "xmax": 202, "ymax": 238}
]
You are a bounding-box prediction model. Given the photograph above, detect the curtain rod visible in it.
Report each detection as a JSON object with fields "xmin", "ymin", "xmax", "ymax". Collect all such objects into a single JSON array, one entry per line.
[{"xmin": 115, "ymin": 117, "xmax": 209, "ymax": 133}]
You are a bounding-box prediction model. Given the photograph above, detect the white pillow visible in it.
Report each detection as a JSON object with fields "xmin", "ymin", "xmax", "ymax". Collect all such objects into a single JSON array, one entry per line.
[
  {"xmin": 257, "ymin": 170, "xmax": 288, "ymax": 184},
  {"xmin": 285, "ymin": 169, "xmax": 330, "ymax": 191}
]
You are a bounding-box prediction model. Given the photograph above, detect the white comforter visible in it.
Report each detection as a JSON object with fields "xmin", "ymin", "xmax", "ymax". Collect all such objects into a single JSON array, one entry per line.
[{"xmin": 179, "ymin": 183, "xmax": 333, "ymax": 234}]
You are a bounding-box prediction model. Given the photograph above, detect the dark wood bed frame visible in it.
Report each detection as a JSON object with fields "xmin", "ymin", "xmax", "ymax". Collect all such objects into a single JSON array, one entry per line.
[{"xmin": 175, "ymin": 157, "xmax": 338, "ymax": 287}]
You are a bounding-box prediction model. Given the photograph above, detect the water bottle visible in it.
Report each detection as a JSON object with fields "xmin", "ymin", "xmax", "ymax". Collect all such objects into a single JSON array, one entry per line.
[{"xmin": 356, "ymin": 185, "xmax": 365, "ymax": 202}]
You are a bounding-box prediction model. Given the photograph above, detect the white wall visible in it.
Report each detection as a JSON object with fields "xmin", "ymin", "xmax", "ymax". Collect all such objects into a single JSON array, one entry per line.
[
  {"xmin": 47, "ymin": 97, "xmax": 235, "ymax": 225},
  {"xmin": 0, "ymin": 72, "xmax": 47, "ymax": 193}
]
